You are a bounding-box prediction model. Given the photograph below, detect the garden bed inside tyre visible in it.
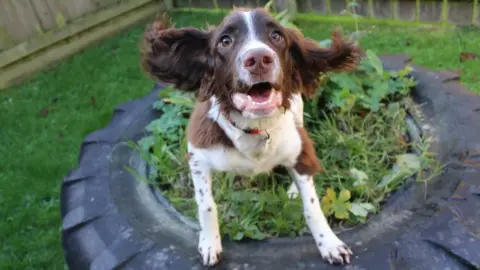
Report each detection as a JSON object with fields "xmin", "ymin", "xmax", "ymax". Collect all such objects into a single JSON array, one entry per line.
[
  {"xmin": 61, "ymin": 54, "xmax": 480, "ymax": 270},
  {"xmin": 137, "ymin": 51, "xmax": 439, "ymax": 241}
]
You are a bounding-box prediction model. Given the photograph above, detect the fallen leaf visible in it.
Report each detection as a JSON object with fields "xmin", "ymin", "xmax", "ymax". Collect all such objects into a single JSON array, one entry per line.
[
  {"xmin": 397, "ymin": 153, "xmax": 421, "ymax": 171},
  {"xmin": 350, "ymin": 168, "xmax": 368, "ymax": 187},
  {"xmin": 404, "ymin": 39, "xmax": 411, "ymax": 46},
  {"xmin": 460, "ymin": 52, "xmax": 479, "ymax": 62},
  {"xmin": 349, "ymin": 202, "xmax": 376, "ymax": 218},
  {"xmin": 377, "ymin": 154, "xmax": 421, "ymax": 188},
  {"xmin": 349, "ymin": 203, "xmax": 368, "ymax": 217},
  {"xmin": 90, "ymin": 96, "xmax": 97, "ymax": 106},
  {"xmin": 40, "ymin": 108, "xmax": 49, "ymax": 117},
  {"xmin": 58, "ymin": 135, "xmax": 63, "ymax": 142}
]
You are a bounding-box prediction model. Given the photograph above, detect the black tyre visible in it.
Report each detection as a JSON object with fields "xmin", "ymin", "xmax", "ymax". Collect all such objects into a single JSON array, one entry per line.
[{"xmin": 61, "ymin": 55, "xmax": 480, "ymax": 270}]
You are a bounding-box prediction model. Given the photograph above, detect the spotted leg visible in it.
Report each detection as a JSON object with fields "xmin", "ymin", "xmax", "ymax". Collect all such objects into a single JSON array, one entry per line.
[
  {"xmin": 287, "ymin": 168, "xmax": 353, "ymax": 265},
  {"xmin": 188, "ymin": 152, "xmax": 222, "ymax": 266}
]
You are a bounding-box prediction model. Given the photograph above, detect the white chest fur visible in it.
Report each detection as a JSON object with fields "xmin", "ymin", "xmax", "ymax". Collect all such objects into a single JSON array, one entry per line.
[{"xmin": 187, "ymin": 95, "xmax": 304, "ymax": 176}]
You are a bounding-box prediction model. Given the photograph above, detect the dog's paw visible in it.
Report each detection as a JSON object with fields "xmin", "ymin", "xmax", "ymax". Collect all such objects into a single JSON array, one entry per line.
[
  {"xmin": 317, "ymin": 237, "xmax": 353, "ymax": 265},
  {"xmin": 198, "ymin": 232, "xmax": 223, "ymax": 266},
  {"xmin": 287, "ymin": 183, "xmax": 299, "ymax": 199}
]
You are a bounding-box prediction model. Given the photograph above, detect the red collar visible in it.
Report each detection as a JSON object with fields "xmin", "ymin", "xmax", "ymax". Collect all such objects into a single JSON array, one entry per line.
[{"xmin": 224, "ymin": 113, "xmax": 262, "ymax": 135}]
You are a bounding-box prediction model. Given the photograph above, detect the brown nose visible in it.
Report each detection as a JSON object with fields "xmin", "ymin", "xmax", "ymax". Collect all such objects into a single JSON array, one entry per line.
[{"xmin": 243, "ymin": 49, "xmax": 275, "ymax": 74}]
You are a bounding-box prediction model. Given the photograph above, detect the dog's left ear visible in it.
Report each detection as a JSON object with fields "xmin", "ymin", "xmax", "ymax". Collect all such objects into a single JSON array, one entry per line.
[
  {"xmin": 141, "ymin": 14, "xmax": 214, "ymax": 92},
  {"xmin": 286, "ymin": 28, "xmax": 361, "ymax": 97}
]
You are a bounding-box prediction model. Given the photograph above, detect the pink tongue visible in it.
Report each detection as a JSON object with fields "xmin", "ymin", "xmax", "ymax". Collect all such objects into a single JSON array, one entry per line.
[
  {"xmin": 232, "ymin": 91, "xmax": 283, "ymax": 114},
  {"xmin": 250, "ymin": 89, "xmax": 271, "ymax": 102}
]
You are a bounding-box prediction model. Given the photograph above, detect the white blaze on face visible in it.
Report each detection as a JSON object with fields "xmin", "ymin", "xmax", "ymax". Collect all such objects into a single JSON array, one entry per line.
[{"xmin": 236, "ymin": 11, "xmax": 280, "ymax": 85}]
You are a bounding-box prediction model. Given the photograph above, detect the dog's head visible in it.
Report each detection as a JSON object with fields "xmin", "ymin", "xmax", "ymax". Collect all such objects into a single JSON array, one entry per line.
[{"xmin": 142, "ymin": 8, "xmax": 360, "ymax": 119}]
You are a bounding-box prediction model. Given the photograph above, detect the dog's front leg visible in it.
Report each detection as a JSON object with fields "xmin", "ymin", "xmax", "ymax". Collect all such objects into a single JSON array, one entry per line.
[
  {"xmin": 188, "ymin": 156, "xmax": 222, "ymax": 266},
  {"xmin": 288, "ymin": 168, "xmax": 353, "ymax": 265}
]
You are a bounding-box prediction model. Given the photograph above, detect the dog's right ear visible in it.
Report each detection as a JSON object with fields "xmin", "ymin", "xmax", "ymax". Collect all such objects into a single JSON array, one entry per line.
[
  {"xmin": 141, "ymin": 14, "xmax": 214, "ymax": 91},
  {"xmin": 286, "ymin": 27, "xmax": 360, "ymax": 97}
]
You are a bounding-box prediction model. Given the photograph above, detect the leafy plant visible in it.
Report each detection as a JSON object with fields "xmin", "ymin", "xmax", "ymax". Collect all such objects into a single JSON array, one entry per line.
[
  {"xmin": 314, "ymin": 50, "xmax": 416, "ymax": 114},
  {"xmin": 321, "ymin": 188, "xmax": 352, "ymax": 219}
]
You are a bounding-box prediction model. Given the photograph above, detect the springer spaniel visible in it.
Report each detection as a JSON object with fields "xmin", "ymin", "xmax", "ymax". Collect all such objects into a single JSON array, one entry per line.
[{"xmin": 142, "ymin": 8, "xmax": 360, "ymax": 267}]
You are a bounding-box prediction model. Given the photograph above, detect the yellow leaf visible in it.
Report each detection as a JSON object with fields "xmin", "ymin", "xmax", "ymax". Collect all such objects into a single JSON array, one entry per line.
[
  {"xmin": 338, "ymin": 189, "xmax": 351, "ymax": 202},
  {"xmin": 321, "ymin": 196, "xmax": 329, "ymax": 204},
  {"xmin": 344, "ymin": 202, "xmax": 352, "ymax": 210},
  {"xmin": 334, "ymin": 209, "xmax": 350, "ymax": 219},
  {"xmin": 321, "ymin": 195, "xmax": 333, "ymax": 216},
  {"xmin": 321, "ymin": 204, "xmax": 331, "ymax": 215},
  {"xmin": 326, "ymin": 188, "xmax": 336, "ymax": 200}
]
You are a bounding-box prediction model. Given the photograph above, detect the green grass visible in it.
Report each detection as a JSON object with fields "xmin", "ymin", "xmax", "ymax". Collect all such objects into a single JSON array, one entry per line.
[
  {"xmin": 0, "ymin": 9, "xmax": 479, "ymax": 269},
  {"xmin": 0, "ymin": 25, "xmax": 154, "ymax": 269}
]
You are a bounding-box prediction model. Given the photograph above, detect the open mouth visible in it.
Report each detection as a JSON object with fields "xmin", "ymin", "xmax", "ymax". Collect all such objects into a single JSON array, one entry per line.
[
  {"xmin": 247, "ymin": 82, "xmax": 274, "ymax": 104},
  {"xmin": 232, "ymin": 82, "xmax": 283, "ymax": 115}
]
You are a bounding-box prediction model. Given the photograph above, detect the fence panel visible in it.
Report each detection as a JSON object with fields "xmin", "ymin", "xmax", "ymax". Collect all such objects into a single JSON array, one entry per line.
[
  {"xmin": 0, "ymin": 0, "xmax": 40, "ymax": 43},
  {"xmin": 0, "ymin": 0, "xmax": 124, "ymax": 50},
  {"xmin": 1, "ymin": 0, "xmax": 480, "ymax": 52}
]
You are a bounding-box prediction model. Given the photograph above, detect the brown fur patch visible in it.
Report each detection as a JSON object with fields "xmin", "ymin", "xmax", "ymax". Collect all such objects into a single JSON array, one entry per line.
[
  {"xmin": 285, "ymin": 28, "xmax": 361, "ymax": 98},
  {"xmin": 294, "ymin": 127, "xmax": 323, "ymax": 176},
  {"xmin": 187, "ymin": 100, "xmax": 234, "ymax": 149}
]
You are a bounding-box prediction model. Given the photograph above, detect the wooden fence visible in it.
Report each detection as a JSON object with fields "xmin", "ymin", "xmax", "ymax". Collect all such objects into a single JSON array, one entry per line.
[
  {"xmin": 0, "ymin": 0, "xmax": 162, "ymax": 90},
  {"xmin": 0, "ymin": 0, "xmax": 119, "ymax": 50},
  {"xmin": 170, "ymin": 0, "xmax": 479, "ymax": 25},
  {"xmin": 1, "ymin": 0, "xmax": 479, "ymax": 52}
]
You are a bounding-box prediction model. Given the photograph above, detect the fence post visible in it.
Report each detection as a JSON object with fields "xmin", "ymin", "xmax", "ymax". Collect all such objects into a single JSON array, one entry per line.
[
  {"xmin": 324, "ymin": 0, "xmax": 332, "ymax": 14},
  {"xmin": 441, "ymin": 0, "xmax": 449, "ymax": 24},
  {"xmin": 391, "ymin": 0, "xmax": 399, "ymax": 20},
  {"xmin": 212, "ymin": 0, "xmax": 219, "ymax": 9},
  {"xmin": 367, "ymin": 0, "xmax": 374, "ymax": 18},
  {"xmin": 473, "ymin": 0, "xmax": 478, "ymax": 25},
  {"xmin": 164, "ymin": 0, "xmax": 174, "ymax": 10},
  {"xmin": 297, "ymin": 0, "xmax": 312, "ymax": 13},
  {"xmin": 415, "ymin": 0, "xmax": 420, "ymax": 22}
]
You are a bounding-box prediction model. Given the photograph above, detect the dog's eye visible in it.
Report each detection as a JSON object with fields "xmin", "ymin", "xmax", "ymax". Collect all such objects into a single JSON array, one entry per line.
[
  {"xmin": 219, "ymin": 35, "xmax": 233, "ymax": 47},
  {"xmin": 270, "ymin": 31, "xmax": 282, "ymax": 42}
]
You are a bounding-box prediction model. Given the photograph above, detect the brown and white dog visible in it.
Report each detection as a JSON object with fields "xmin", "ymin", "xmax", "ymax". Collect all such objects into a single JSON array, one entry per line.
[{"xmin": 141, "ymin": 8, "xmax": 360, "ymax": 267}]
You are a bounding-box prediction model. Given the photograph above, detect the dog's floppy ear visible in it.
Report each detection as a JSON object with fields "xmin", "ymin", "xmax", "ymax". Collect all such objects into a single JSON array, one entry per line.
[
  {"xmin": 141, "ymin": 14, "xmax": 214, "ymax": 92},
  {"xmin": 287, "ymin": 28, "xmax": 361, "ymax": 97}
]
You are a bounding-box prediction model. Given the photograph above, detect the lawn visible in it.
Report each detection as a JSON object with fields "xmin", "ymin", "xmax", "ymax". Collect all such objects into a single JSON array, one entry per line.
[{"xmin": 1, "ymin": 8, "xmax": 479, "ymax": 269}]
